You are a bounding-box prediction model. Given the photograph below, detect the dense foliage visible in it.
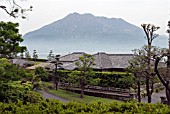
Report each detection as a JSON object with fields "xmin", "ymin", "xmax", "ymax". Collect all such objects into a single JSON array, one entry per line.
[
  {"xmin": 32, "ymin": 50, "xmax": 38, "ymax": 59},
  {"xmin": 0, "ymin": 22, "xmax": 26, "ymax": 58},
  {"xmin": 0, "ymin": 58, "xmax": 30, "ymax": 82},
  {"xmin": 0, "ymin": 99, "xmax": 169, "ymax": 113},
  {"xmin": 93, "ymin": 72, "xmax": 133, "ymax": 88},
  {"xmin": 59, "ymin": 70, "xmax": 133, "ymax": 89},
  {"xmin": 71, "ymin": 54, "xmax": 97, "ymax": 98},
  {"xmin": 0, "ymin": 81, "xmax": 43, "ymax": 103},
  {"xmin": 34, "ymin": 67, "xmax": 48, "ymax": 80},
  {"xmin": 0, "ymin": 58, "xmax": 43, "ymax": 103}
]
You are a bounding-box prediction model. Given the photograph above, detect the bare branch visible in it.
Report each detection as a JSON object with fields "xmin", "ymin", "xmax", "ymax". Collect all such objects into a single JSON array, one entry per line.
[
  {"xmin": 155, "ymin": 53, "xmax": 170, "ymax": 92},
  {"xmin": 0, "ymin": 0, "xmax": 32, "ymax": 18}
]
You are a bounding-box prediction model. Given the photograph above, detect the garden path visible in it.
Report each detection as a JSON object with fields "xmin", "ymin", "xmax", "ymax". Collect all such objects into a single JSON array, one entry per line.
[
  {"xmin": 141, "ymin": 90, "xmax": 165, "ymax": 103},
  {"xmin": 37, "ymin": 90, "xmax": 68, "ymax": 103}
]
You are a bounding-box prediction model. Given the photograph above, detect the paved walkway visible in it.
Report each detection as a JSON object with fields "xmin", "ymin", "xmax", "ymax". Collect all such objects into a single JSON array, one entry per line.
[
  {"xmin": 37, "ymin": 90, "xmax": 68, "ymax": 103},
  {"xmin": 141, "ymin": 90, "xmax": 166, "ymax": 104},
  {"xmin": 37, "ymin": 89, "xmax": 166, "ymax": 104}
]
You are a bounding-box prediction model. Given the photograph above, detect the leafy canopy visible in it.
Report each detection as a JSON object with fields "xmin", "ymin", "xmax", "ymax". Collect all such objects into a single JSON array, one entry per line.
[{"xmin": 0, "ymin": 21, "xmax": 26, "ymax": 58}]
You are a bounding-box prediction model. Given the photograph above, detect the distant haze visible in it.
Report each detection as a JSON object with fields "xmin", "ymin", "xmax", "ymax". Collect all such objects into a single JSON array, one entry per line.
[{"xmin": 22, "ymin": 13, "xmax": 168, "ymax": 59}]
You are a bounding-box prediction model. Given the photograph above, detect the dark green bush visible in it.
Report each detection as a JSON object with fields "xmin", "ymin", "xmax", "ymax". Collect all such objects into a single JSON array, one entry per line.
[
  {"xmin": 23, "ymin": 91, "xmax": 43, "ymax": 104},
  {"xmin": 0, "ymin": 81, "xmax": 33, "ymax": 103},
  {"xmin": 39, "ymin": 81, "xmax": 55, "ymax": 90},
  {"xmin": 0, "ymin": 100, "xmax": 169, "ymax": 113},
  {"xmin": 0, "ymin": 58, "xmax": 30, "ymax": 82},
  {"xmin": 58, "ymin": 70, "xmax": 133, "ymax": 88}
]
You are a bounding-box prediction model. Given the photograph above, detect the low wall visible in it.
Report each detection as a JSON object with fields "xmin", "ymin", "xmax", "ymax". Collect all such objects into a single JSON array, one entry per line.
[
  {"xmin": 59, "ymin": 83, "xmax": 130, "ymax": 93},
  {"xmin": 61, "ymin": 87, "xmax": 135, "ymax": 101}
]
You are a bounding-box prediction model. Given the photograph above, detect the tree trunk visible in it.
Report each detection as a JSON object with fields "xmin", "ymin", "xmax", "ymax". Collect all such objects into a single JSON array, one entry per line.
[
  {"xmin": 55, "ymin": 71, "xmax": 59, "ymax": 91},
  {"xmin": 146, "ymin": 77, "xmax": 151, "ymax": 103},
  {"xmin": 167, "ymin": 53, "xmax": 170, "ymax": 105},
  {"xmin": 55, "ymin": 81, "xmax": 58, "ymax": 90},
  {"xmin": 137, "ymin": 80, "xmax": 141, "ymax": 102},
  {"xmin": 166, "ymin": 86, "xmax": 170, "ymax": 105},
  {"xmin": 155, "ymin": 56, "xmax": 170, "ymax": 105},
  {"xmin": 150, "ymin": 79, "xmax": 154, "ymax": 95},
  {"xmin": 147, "ymin": 42, "xmax": 152, "ymax": 103},
  {"xmin": 80, "ymin": 83, "xmax": 84, "ymax": 98}
]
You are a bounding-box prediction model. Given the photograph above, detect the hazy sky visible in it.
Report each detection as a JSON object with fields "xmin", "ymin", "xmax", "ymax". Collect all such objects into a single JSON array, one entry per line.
[{"xmin": 1, "ymin": 0, "xmax": 170, "ymax": 35}]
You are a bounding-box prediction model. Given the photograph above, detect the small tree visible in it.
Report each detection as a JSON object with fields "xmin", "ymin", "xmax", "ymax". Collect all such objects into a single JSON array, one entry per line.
[
  {"xmin": 32, "ymin": 67, "xmax": 48, "ymax": 90},
  {"xmin": 128, "ymin": 49, "xmax": 147, "ymax": 102},
  {"xmin": 54, "ymin": 55, "xmax": 63, "ymax": 90},
  {"xmin": 32, "ymin": 50, "xmax": 38, "ymax": 60},
  {"xmin": 155, "ymin": 21, "xmax": 170, "ymax": 105},
  {"xmin": 50, "ymin": 55, "xmax": 63, "ymax": 90},
  {"xmin": 130, "ymin": 45, "xmax": 163, "ymax": 102},
  {"xmin": 25, "ymin": 49, "xmax": 31, "ymax": 59},
  {"xmin": 74, "ymin": 54, "xmax": 97, "ymax": 98},
  {"xmin": 141, "ymin": 23, "xmax": 160, "ymax": 103},
  {"xmin": 47, "ymin": 50, "xmax": 54, "ymax": 61},
  {"xmin": 35, "ymin": 67, "xmax": 48, "ymax": 79}
]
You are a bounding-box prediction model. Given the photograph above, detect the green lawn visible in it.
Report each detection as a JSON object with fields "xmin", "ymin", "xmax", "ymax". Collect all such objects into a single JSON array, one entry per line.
[
  {"xmin": 33, "ymin": 61, "xmax": 42, "ymax": 65},
  {"xmin": 48, "ymin": 89, "xmax": 117, "ymax": 103}
]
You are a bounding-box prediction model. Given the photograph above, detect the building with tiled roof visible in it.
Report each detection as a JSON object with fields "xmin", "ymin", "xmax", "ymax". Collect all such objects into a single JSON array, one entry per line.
[
  {"xmin": 60, "ymin": 52, "xmax": 85, "ymax": 62},
  {"xmin": 58, "ymin": 52, "xmax": 133, "ymax": 72},
  {"xmin": 10, "ymin": 59, "xmax": 34, "ymax": 68}
]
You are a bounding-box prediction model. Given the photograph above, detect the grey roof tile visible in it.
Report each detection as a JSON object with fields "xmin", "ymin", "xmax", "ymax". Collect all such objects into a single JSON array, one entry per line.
[
  {"xmin": 109, "ymin": 54, "xmax": 133, "ymax": 68},
  {"xmin": 10, "ymin": 59, "xmax": 33, "ymax": 67},
  {"xmin": 60, "ymin": 52, "xmax": 85, "ymax": 62},
  {"xmin": 60, "ymin": 52, "xmax": 133, "ymax": 70},
  {"xmin": 93, "ymin": 52, "xmax": 113, "ymax": 69}
]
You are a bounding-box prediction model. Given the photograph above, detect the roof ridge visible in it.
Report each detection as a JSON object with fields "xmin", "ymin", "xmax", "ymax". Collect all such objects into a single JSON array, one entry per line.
[
  {"xmin": 72, "ymin": 52, "xmax": 85, "ymax": 54},
  {"xmin": 109, "ymin": 54, "xmax": 133, "ymax": 56}
]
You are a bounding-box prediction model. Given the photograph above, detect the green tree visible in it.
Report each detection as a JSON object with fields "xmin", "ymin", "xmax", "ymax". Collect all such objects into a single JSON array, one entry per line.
[
  {"xmin": 24, "ymin": 67, "xmax": 47, "ymax": 90},
  {"xmin": 25, "ymin": 49, "xmax": 31, "ymax": 59},
  {"xmin": 0, "ymin": 0, "xmax": 32, "ymax": 18},
  {"xmin": 155, "ymin": 21, "xmax": 170, "ymax": 105},
  {"xmin": 141, "ymin": 23, "xmax": 160, "ymax": 103},
  {"xmin": 52, "ymin": 55, "xmax": 63, "ymax": 90},
  {"xmin": 128, "ymin": 49, "xmax": 147, "ymax": 102},
  {"xmin": 32, "ymin": 50, "xmax": 38, "ymax": 60},
  {"xmin": 47, "ymin": 50, "xmax": 54, "ymax": 61},
  {"xmin": 0, "ymin": 58, "xmax": 28, "ymax": 81},
  {"xmin": 130, "ymin": 45, "xmax": 164, "ymax": 103},
  {"xmin": 0, "ymin": 58, "xmax": 36, "ymax": 103},
  {"xmin": 32, "ymin": 67, "xmax": 48, "ymax": 90},
  {"xmin": 0, "ymin": 21, "xmax": 26, "ymax": 58},
  {"xmin": 74, "ymin": 54, "xmax": 97, "ymax": 98},
  {"xmin": 35, "ymin": 67, "xmax": 48, "ymax": 81}
]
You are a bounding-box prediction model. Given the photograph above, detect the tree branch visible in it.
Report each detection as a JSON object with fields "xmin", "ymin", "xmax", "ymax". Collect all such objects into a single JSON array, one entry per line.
[
  {"xmin": 155, "ymin": 53, "xmax": 170, "ymax": 92},
  {"xmin": 0, "ymin": 5, "xmax": 15, "ymax": 17}
]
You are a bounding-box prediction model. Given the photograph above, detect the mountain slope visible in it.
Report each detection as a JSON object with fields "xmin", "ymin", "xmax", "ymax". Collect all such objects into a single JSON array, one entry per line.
[{"xmin": 23, "ymin": 13, "xmax": 167, "ymax": 57}]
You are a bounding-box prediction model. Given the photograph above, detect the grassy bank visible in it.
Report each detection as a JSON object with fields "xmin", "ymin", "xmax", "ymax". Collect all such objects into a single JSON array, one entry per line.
[{"xmin": 48, "ymin": 89, "xmax": 116, "ymax": 103}]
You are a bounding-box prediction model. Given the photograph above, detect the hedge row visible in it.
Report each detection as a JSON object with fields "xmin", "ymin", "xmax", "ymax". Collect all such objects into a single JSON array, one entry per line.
[
  {"xmin": 0, "ymin": 99, "xmax": 169, "ymax": 114},
  {"xmin": 58, "ymin": 70, "xmax": 133, "ymax": 89}
]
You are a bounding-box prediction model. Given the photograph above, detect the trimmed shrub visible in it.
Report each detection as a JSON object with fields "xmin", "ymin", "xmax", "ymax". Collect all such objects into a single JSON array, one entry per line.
[
  {"xmin": 23, "ymin": 91, "xmax": 43, "ymax": 104},
  {"xmin": 58, "ymin": 70, "xmax": 133, "ymax": 89},
  {"xmin": 0, "ymin": 100, "xmax": 169, "ymax": 113}
]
